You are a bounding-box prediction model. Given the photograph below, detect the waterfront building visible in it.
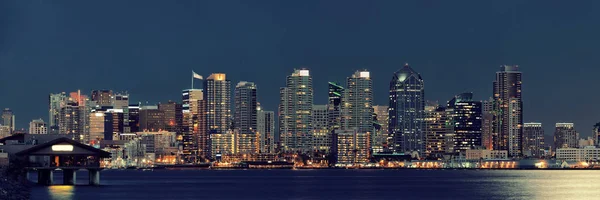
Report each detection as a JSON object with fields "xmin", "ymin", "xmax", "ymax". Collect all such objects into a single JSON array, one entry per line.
[
  {"xmin": 553, "ymin": 123, "xmax": 579, "ymax": 151},
  {"xmin": 335, "ymin": 130, "xmax": 369, "ymax": 165},
  {"xmin": 256, "ymin": 106, "xmax": 275, "ymax": 153},
  {"xmin": 91, "ymin": 90, "xmax": 113, "ymax": 107},
  {"xmin": 29, "ymin": 119, "xmax": 47, "ymax": 134},
  {"xmin": 372, "ymin": 105, "xmax": 389, "ymax": 154},
  {"xmin": 523, "ymin": 123, "xmax": 545, "ymax": 158},
  {"xmin": 492, "ymin": 65, "xmax": 523, "ymax": 157},
  {"xmin": 447, "ymin": 93, "xmax": 482, "ymax": 154},
  {"xmin": 1, "ymin": 108, "xmax": 15, "ymax": 133},
  {"xmin": 342, "ymin": 70, "xmax": 373, "ymax": 134},
  {"xmin": 312, "ymin": 105, "xmax": 330, "ymax": 152},
  {"xmin": 465, "ymin": 149, "xmax": 508, "ymax": 161},
  {"xmin": 235, "ymin": 131, "xmax": 257, "ymax": 154},
  {"xmin": 424, "ymin": 104, "xmax": 451, "ymax": 159},
  {"xmin": 234, "ymin": 81, "xmax": 257, "ymax": 135},
  {"xmin": 204, "ymin": 73, "xmax": 231, "ymax": 135},
  {"xmin": 279, "ymin": 69, "xmax": 313, "ymax": 153},
  {"xmin": 481, "ymin": 99, "xmax": 494, "ymax": 150},
  {"xmin": 182, "ymin": 89, "xmax": 206, "ymax": 160},
  {"xmin": 556, "ymin": 146, "xmax": 600, "ymax": 161},
  {"xmin": 388, "ymin": 64, "xmax": 425, "ymax": 155},
  {"xmin": 211, "ymin": 131, "xmax": 235, "ymax": 159}
]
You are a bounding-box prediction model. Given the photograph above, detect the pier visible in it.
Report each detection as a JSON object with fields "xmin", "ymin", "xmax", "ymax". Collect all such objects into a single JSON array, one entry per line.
[{"xmin": 15, "ymin": 137, "xmax": 110, "ymax": 186}]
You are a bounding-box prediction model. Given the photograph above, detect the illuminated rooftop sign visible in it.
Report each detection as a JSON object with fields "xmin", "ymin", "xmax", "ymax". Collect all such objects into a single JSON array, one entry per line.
[
  {"xmin": 299, "ymin": 70, "xmax": 310, "ymax": 76},
  {"xmin": 52, "ymin": 144, "xmax": 74, "ymax": 152}
]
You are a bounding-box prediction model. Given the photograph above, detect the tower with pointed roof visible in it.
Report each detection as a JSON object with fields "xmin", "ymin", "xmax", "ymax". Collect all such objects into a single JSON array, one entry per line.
[{"xmin": 387, "ymin": 63, "xmax": 425, "ymax": 155}]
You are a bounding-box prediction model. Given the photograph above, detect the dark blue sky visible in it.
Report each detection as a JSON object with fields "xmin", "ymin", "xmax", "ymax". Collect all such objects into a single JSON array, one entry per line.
[{"xmin": 1, "ymin": 0, "xmax": 599, "ymax": 138}]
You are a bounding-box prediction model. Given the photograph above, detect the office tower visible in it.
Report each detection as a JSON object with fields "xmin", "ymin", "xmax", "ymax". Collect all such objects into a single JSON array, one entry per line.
[
  {"xmin": 128, "ymin": 103, "xmax": 140, "ymax": 133},
  {"xmin": 342, "ymin": 70, "xmax": 373, "ymax": 134},
  {"xmin": 104, "ymin": 108, "xmax": 125, "ymax": 140},
  {"xmin": 59, "ymin": 101, "xmax": 81, "ymax": 138},
  {"xmin": 89, "ymin": 108, "xmax": 106, "ymax": 144},
  {"xmin": 257, "ymin": 106, "xmax": 275, "ymax": 153},
  {"xmin": 372, "ymin": 105, "xmax": 389, "ymax": 153},
  {"xmin": 29, "ymin": 119, "xmax": 47, "ymax": 134},
  {"xmin": 112, "ymin": 93, "xmax": 129, "ymax": 109},
  {"xmin": 234, "ymin": 81, "xmax": 257, "ymax": 134},
  {"xmin": 1, "ymin": 108, "xmax": 15, "ymax": 133},
  {"xmin": 481, "ymin": 99, "xmax": 494, "ymax": 150},
  {"xmin": 312, "ymin": 105, "xmax": 330, "ymax": 152},
  {"xmin": 159, "ymin": 101, "xmax": 183, "ymax": 134},
  {"xmin": 327, "ymin": 82, "xmax": 344, "ymax": 132},
  {"xmin": 446, "ymin": 93, "xmax": 482, "ymax": 153},
  {"xmin": 554, "ymin": 123, "xmax": 579, "ymax": 151},
  {"xmin": 139, "ymin": 106, "xmax": 165, "ymax": 132},
  {"xmin": 204, "ymin": 73, "xmax": 231, "ymax": 134},
  {"xmin": 424, "ymin": 104, "xmax": 451, "ymax": 159},
  {"xmin": 182, "ymin": 89, "xmax": 206, "ymax": 160},
  {"xmin": 523, "ymin": 123, "xmax": 545, "ymax": 158},
  {"xmin": 49, "ymin": 92, "xmax": 67, "ymax": 133},
  {"xmin": 279, "ymin": 69, "xmax": 313, "ymax": 153},
  {"xmin": 388, "ymin": 64, "xmax": 425, "ymax": 154},
  {"xmin": 91, "ymin": 90, "xmax": 113, "ymax": 107},
  {"xmin": 0, "ymin": 126, "xmax": 10, "ymax": 138},
  {"xmin": 492, "ymin": 65, "xmax": 523, "ymax": 157},
  {"xmin": 335, "ymin": 130, "xmax": 369, "ymax": 165}
]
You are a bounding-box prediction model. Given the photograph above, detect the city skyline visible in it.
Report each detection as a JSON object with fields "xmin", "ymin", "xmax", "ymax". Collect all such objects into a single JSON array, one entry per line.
[{"xmin": 2, "ymin": 1, "xmax": 600, "ymax": 141}]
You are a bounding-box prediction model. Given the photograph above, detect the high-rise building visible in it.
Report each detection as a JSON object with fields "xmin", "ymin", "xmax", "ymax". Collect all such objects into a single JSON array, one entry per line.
[
  {"xmin": 342, "ymin": 70, "xmax": 373, "ymax": 134},
  {"xmin": 372, "ymin": 105, "xmax": 389, "ymax": 154},
  {"xmin": 234, "ymin": 81, "xmax": 257, "ymax": 135},
  {"xmin": 0, "ymin": 126, "xmax": 10, "ymax": 138},
  {"xmin": 139, "ymin": 106, "xmax": 165, "ymax": 132},
  {"xmin": 59, "ymin": 102, "xmax": 80, "ymax": 137},
  {"xmin": 112, "ymin": 93, "xmax": 129, "ymax": 109},
  {"xmin": 279, "ymin": 69, "xmax": 313, "ymax": 153},
  {"xmin": 335, "ymin": 130, "xmax": 369, "ymax": 165},
  {"xmin": 481, "ymin": 99, "xmax": 494, "ymax": 150},
  {"xmin": 327, "ymin": 82, "xmax": 344, "ymax": 133},
  {"xmin": 159, "ymin": 101, "xmax": 183, "ymax": 134},
  {"xmin": 128, "ymin": 103, "xmax": 140, "ymax": 133},
  {"xmin": 554, "ymin": 123, "xmax": 579, "ymax": 151},
  {"xmin": 182, "ymin": 89, "xmax": 206, "ymax": 160},
  {"xmin": 49, "ymin": 92, "xmax": 67, "ymax": 133},
  {"xmin": 424, "ymin": 104, "xmax": 451, "ymax": 159},
  {"xmin": 388, "ymin": 64, "xmax": 425, "ymax": 154},
  {"xmin": 492, "ymin": 65, "xmax": 523, "ymax": 157},
  {"xmin": 211, "ymin": 131, "xmax": 234, "ymax": 159},
  {"xmin": 204, "ymin": 73, "xmax": 231, "ymax": 135},
  {"xmin": 29, "ymin": 119, "xmax": 47, "ymax": 134},
  {"xmin": 89, "ymin": 108, "xmax": 106, "ymax": 144},
  {"xmin": 235, "ymin": 130, "xmax": 257, "ymax": 154},
  {"xmin": 312, "ymin": 105, "xmax": 330, "ymax": 152},
  {"xmin": 91, "ymin": 90, "xmax": 113, "ymax": 107},
  {"xmin": 523, "ymin": 123, "xmax": 545, "ymax": 158},
  {"xmin": 1, "ymin": 108, "xmax": 15, "ymax": 133},
  {"xmin": 257, "ymin": 106, "xmax": 275, "ymax": 153},
  {"xmin": 447, "ymin": 93, "xmax": 482, "ymax": 154}
]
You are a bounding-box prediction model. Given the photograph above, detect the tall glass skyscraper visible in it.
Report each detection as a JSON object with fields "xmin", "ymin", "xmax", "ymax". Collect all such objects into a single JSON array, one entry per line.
[
  {"xmin": 204, "ymin": 73, "xmax": 231, "ymax": 135},
  {"xmin": 342, "ymin": 70, "xmax": 373, "ymax": 133},
  {"xmin": 388, "ymin": 64, "xmax": 425, "ymax": 154},
  {"xmin": 327, "ymin": 82, "xmax": 344, "ymax": 133},
  {"xmin": 493, "ymin": 65, "xmax": 523, "ymax": 157},
  {"xmin": 523, "ymin": 122, "xmax": 545, "ymax": 158},
  {"xmin": 279, "ymin": 69, "xmax": 313, "ymax": 153},
  {"xmin": 234, "ymin": 81, "xmax": 257, "ymax": 134},
  {"xmin": 49, "ymin": 92, "xmax": 67, "ymax": 134},
  {"xmin": 447, "ymin": 92, "xmax": 482, "ymax": 153}
]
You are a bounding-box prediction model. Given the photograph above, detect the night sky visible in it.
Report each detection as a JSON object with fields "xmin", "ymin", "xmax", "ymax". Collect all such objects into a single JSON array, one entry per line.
[{"xmin": 1, "ymin": 1, "xmax": 599, "ymax": 140}]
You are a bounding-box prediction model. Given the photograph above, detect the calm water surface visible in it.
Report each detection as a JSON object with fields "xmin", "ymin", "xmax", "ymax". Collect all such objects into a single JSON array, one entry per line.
[{"xmin": 31, "ymin": 169, "xmax": 600, "ymax": 200}]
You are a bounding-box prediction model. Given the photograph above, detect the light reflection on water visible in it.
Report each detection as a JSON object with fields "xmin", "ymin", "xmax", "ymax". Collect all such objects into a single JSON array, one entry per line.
[{"xmin": 32, "ymin": 170, "xmax": 600, "ymax": 200}]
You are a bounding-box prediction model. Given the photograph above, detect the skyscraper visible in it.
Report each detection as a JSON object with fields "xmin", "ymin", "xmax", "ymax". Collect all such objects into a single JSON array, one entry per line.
[
  {"xmin": 424, "ymin": 104, "xmax": 451, "ymax": 159},
  {"xmin": 257, "ymin": 105, "xmax": 275, "ymax": 153},
  {"xmin": 342, "ymin": 70, "xmax": 373, "ymax": 134},
  {"xmin": 279, "ymin": 69, "xmax": 313, "ymax": 153},
  {"xmin": 91, "ymin": 90, "xmax": 113, "ymax": 107},
  {"xmin": 49, "ymin": 92, "xmax": 67, "ymax": 133},
  {"xmin": 59, "ymin": 102, "xmax": 80, "ymax": 137},
  {"xmin": 523, "ymin": 123, "xmax": 545, "ymax": 158},
  {"xmin": 446, "ymin": 93, "xmax": 482, "ymax": 154},
  {"xmin": 182, "ymin": 89, "xmax": 206, "ymax": 160},
  {"xmin": 139, "ymin": 105, "xmax": 165, "ymax": 132},
  {"xmin": 29, "ymin": 119, "xmax": 47, "ymax": 134},
  {"xmin": 204, "ymin": 73, "xmax": 231, "ymax": 134},
  {"xmin": 159, "ymin": 101, "xmax": 183, "ymax": 134},
  {"xmin": 554, "ymin": 123, "xmax": 579, "ymax": 151},
  {"xmin": 1, "ymin": 108, "xmax": 15, "ymax": 133},
  {"xmin": 388, "ymin": 64, "xmax": 425, "ymax": 154},
  {"xmin": 481, "ymin": 99, "xmax": 494, "ymax": 150},
  {"xmin": 327, "ymin": 82, "xmax": 344, "ymax": 133},
  {"xmin": 372, "ymin": 105, "xmax": 389, "ymax": 153},
  {"xmin": 234, "ymin": 81, "xmax": 257, "ymax": 134},
  {"xmin": 312, "ymin": 105, "xmax": 330, "ymax": 152},
  {"xmin": 492, "ymin": 65, "xmax": 523, "ymax": 157}
]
